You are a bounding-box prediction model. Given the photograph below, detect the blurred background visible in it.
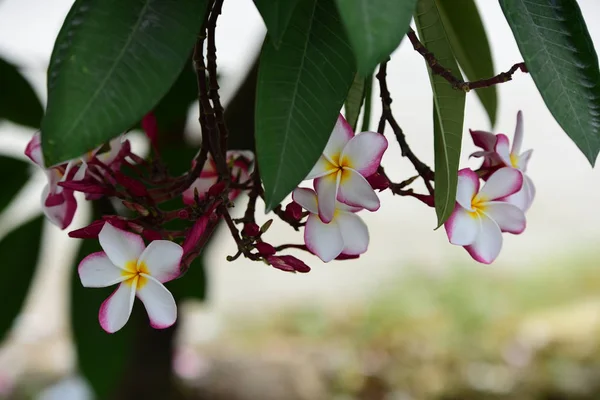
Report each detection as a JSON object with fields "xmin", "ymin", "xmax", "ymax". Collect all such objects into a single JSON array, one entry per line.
[{"xmin": 1, "ymin": 0, "xmax": 600, "ymax": 399}]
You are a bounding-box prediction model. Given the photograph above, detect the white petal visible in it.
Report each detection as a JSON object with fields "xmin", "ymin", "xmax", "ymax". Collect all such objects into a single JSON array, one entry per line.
[
  {"xmin": 465, "ymin": 214, "xmax": 503, "ymax": 264},
  {"xmin": 512, "ymin": 110, "xmax": 524, "ymax": 155},
  {"xmin": 99, "ymin": 281, "xmax": 136, "ymax": 333},
  {"xmin": 517, "ymin": 149, "xmax": 533, "ymax": 172},
  {"xmin": 444, "ymin": 207, "xmax": 479, "ymax": 246},
  {"xmin": 483, "ymin": 201, "xmax": 526, "ymax": 234},
  {"xmin": 41, "ymin": 185, "xmax": 77, "ymax": 230},
  {"xmin": 337, "ymin": 212, "xmax": 369, "ymax": 255},
  {"xmin": 182, "ymin": 177, "xmax": 217, "ymax": 205},
  {"xmin": 25, "ymin": 132, "xmax": 44, "ymax": 167},
  {"xmin": 456, "ymin": 169, "xmax": 479, "ymax": 210},
  {"xmin": 136, "ymin": 276, "xmax": 177, "ymax": 329},
  {"xmin": 292, "ymin": 187, "xmax": 318, "ymax": 214},
  {"xmin": 99, "ymin": 223, "xmax": 146, "ymax": 269},
  {"xmin": 494, "ymin": 134, "xmax": 513, "ymax": 166},
  {"xmin": 79, "ymin": 251, "xmax": 127, "ymax": 288},
  {"xmin": 137, "ymin": 240, "xmax": 183, "ymax": 283},
  {"xmin": 323, "ymin": 114, "xmax": 354, "ymax": 162},
  {"xmin": 305, "ymin": 156, "xmax": 337, "ymax": 179},
  {"xmin": 337, "ymin": 168, "xmax": 379, "ymax": 211},
  {"xmin": 504, "ymin": 174, "xmax": 535, "ymax": 212},
  {"xmin": 478, "ymin": 167, "xmax": 523, "ymax": 201},
  {"xmin": 304, "ymin": 214, "xmax": 343, "ymax": 262},
  {"xmin": 315, "ymin": 173, "xmax": 340, "ymax": 223},
  {"xmin": 339, "ymin": 131, "xmax": 387, "ymax": 176}
]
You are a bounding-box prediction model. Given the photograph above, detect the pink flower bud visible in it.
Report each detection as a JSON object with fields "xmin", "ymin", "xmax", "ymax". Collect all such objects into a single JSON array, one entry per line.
[
  {"xmin": 207, "ymin": 181, "xmax": 226, "ymax": 197},
  {"xmin": 266, "ymin": 255, "xmax": 310, "ymax": 273},
  {"xmin": 68, "ymin": 219, "xmax": 105, "ymax": 239},
  {"xmin": 366, "ymin": 172, "xmax": 390, "ymax": 191},
  {"xmin": 335, "ymin": 253, "xmax": 360, "ymax": 260},
  {"xmin": 255, "ymin": 242, "xmax": 276, "ymax": 257},
  {"xmin": 142, "ymin": 229, "xmax": 162, "ymax": 242},
  {"xmin": 182, "ymin": 216, "xmax": 209, "ymax": 255},
  {"xmin": 114, "ymin": 171, "xmax": 148, "ymax": 197},
  {"xmin": 59, "ymin": 179, "xmax": 110, "ymax": 195},
  {"xmin": 141, "ymin": 112, "xmax": 159, "ymax": 151},
  {"xmin": 178, "ymin": 209, "xmax": 190, "ymax": 220},
  {"xmin": 242, "ymin": 222, "xmax": 260, "ymax": 237},
  {"xmin": 284, "ymin": 202, "xmax": 303, "ymax": 221}
]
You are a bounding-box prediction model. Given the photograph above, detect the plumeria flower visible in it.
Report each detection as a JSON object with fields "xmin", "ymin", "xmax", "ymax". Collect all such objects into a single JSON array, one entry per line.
[
  {"xmin": 182, "ymin": 150, "xmax": 253, "ymax": 205},
  {"xmin": 292, "ymin": 187, "xmax": 368, "ymax": 262},
  {"xmin": 445, "ymin": 168, "xmax": 526, "ymax": 264},
  {"xmin": 78, "ymin": 223, "xmax": 183, "ymax": 333},
  {"xmin": 305, "ymin": 114, "xmax": 387, "ymax": 223},
  {"xmin": 470, "ymin": 111, "xmax": 535, "ymax": 211}
]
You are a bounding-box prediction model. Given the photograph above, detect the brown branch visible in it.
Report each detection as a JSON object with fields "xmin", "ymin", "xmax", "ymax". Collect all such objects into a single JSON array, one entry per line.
[
  {"xmin": 406, "ymin": 28, "xmax": 527, "ymax": 91},
  {"xmin": 376, "ymin": 60, "xmax": 434, "ymax": 195}
]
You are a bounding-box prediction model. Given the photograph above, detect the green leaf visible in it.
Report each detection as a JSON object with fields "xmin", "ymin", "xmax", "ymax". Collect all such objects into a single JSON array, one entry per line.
[
  {"xmin": 437, "ymin": 0, "xmax": 497, "ymax": 126},
  {"xmin": 256, "ymin": 0, "xmax": 356, "ymax": 211},
  {"xmin": 345, "ymin": 73, "xmax": 366, "ymax": 130},
  {"xmin": 0, "ymin": 217, "xmax": 44, "ymax": 340},
  {"xmin": 0, "ymin": 58, "xmax": 43, "ymax": 128},
  {"xmin": 41, "ymin": 0, "xmax": 208, "ymax": 166},
  {"xmin": 254, "ymin": 0, "xmax": 301, "ymax": 48},
  {"xmin": 414, "ymin": 0, "xmax": 465, "ymax": 227},
  {"xmin": 335, "ymin": 0, "xmax": 418, "ymax": 76},
  {"xmin": 0, "ymin": 156, "xmax": 29, "ymax": 214},
  {"xmin": 500, "ymin": 0, "xmax": 600, "ymax": 166}
]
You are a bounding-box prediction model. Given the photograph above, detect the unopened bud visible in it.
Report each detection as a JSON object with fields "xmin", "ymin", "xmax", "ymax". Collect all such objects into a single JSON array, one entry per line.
[
  {"xmin": 260, "ymin": 219, "xmax": 273, "ymax": 233},
  {"xmin": 255, "ymin": 242, "xmax": 276, "ymax": 257},
  {"xmin": 366, "ymin": 172, "xmax": 390, "ymax": 191},
  {"xmin": 242, "ymin": 222, "xmax": 260, "ymax": 237},
  {"xmin": 285, "ymin": 202, "xmax": 303, "ymax": 221},
  {"xmin": 208, "ymin": 181, "xmax": 226, "ymax": 197}
]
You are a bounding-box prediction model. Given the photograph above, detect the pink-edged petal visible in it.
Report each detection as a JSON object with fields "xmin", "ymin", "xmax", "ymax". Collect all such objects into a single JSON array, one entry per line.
[
  {"xmin": 78, "ymin": 251, "xmax": 127, "ymax": 288},
  {"xmin": 444, "ymin": 206, "xmax": 479, "ymax": 246},
  {"xmin": 292, "ymin": 188, "xmax": 318, "ymax": 214},
  {"xmin": 470, "ymin": 129, "xmax": 497, "ymax": 151},
  {"xmin": 315, "ymin": 173, "xmax": 340, "ymax": 223},
  {"xmin": 512, "ymin": 110, "xmax": 524, "ymax": 155},
  {"xmin": 25, "ymin": 132, "xmax": 44, "ymax": 166},
  {"xmin": 456, "ymin": 169, "xmax": 479, "ymax": 210},
  {"xmin": 136, "ymin": 276, "xmax": 177, "ymax": 329},
  {"xmin": 99, "ymin": 281, "xmax": 136, "ymax": 333},
  {"xmin": 182, "ymin": 176, "xmax": 218, "ymax": 205},
  {"xmin": 304, "ymin": 214, "xmax": 343, "ymax": 262},
  {"xmin": 495, "ymin": 134, "xmax": 512, "ymax": 166},
  {"xmin": 336, "ymin": 212, "xmax": 369, "ymax": 255},
  {"xmin": 464, "ymin": 214, "xmax": 502, "ymax": 264},
  {"xmin": 98, "ymin": 223, "xmax": 146, "ymax": 269},
  {"xmin": 503, "ymin": 174, "xmax": 535, "ymax": 212},
  {"xmin": 41, "ymin": 185, "xmax": 77, "ymax": 230},
  {"xmin": 323, "ymin": 114, "xmax": 354, "ymax": 162},
  {"xmin": 305, "ymin": 156, "xmax": 337, "ymax": 179},
  {"xmin": 337, "ymin": 168, "xmax": 379, "ymax": 211},
  {"xmin": 337, "ymin": 202, "xmax": 362, "ymax": 213},
  {"xmin": 137, "ymin": 240, "xmax": 183, "ymax": 283},
  {"xmin": 469, "ymin": 150, "xmax": 491, "ymax": 159},
  {"xmin": 516, "ymin": 149, "xmax": 533, "ymax": 172},
  {"xmin": 478, "ymin": 167, "xmax": 523, "ymax": 201},
  {"xmin": 340, "ymin": 131, "xmax": 387, "ymax": 176},
  {"xmin": 482, "ymin": 201, "xmax": 526, "ymax": 234}
]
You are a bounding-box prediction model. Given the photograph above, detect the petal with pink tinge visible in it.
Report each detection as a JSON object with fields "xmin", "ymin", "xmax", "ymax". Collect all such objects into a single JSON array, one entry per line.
[
  {"xmin": 136, "ymin": 276, "xmax": 177, "ymax": 329},
  {"xmin": 79, "ymin": 251, "xmax": 127, "ymax": 288},
  {"xmin": 25, "ymin": 132, "xmax": 43, "ymax": 166},
  {"xmin": 340, "ymin": 131, "xmax": 387, "ymax": 176},
  {"xmin": 323, "ymin": 114, "xmax": 354, "ymax": 162},
  {"xmin": 41, "ymin": 185, "xmax": 77, "ymax": 230},
  {"xmin": 337, "ymin": 168, "xmax": 379, "ymax": 211},
  {"xmin": 444, "ymin": 206, "xmax": 479, "ymax": 246},
  {"xmin": 182, "ymin": 176, "xmax": 218, "ymax": 205},
  {"xmin": 456, "ymin": 169, "xmax": 479, "ymax": 210},
  {"xmin": 512, "ymin": 111, "xmax": 524, "ymax": 155},
  {"xmin": 483, "ymin": 201, "xmax": 526, "ymax": 234},
  {"xmin": 99, "ymin": 223, "xmax": 146, "ymax": 269},
  {"xmin": 304, "ymin": 214, "xmax": 343, "ymax": 262},
  {"xmin": 337, "ymin": 212, "xmax": 369, "ymax": 255},
  {"xmin": 305, "ymin": 156, "xmax": 337, "ymax": 179},
  {"xmin": 494, "ymin": 134, "xmax": 512, "ymax": 166},
  {"xmin": 470, "ymin": 129, "xmax": 497, "ymax": 151},
  {"xmin": 99, "ymin": 282, "xmax": 136, "ymax": 333},
  {"xmin": 292, "ymin": 188, "xmax": 318, "ymax": 214},
  {"xmin": 315, "ymin": 173, "xmax": 340, "ymax": 223},
  {"xmin": 137, "ymin": 240, "xmax": 183, "ymax": 283},
  {"xmin": 464, "ymin": 214, "xmax": 503, "ymax": 264},
  {"xmin": 478, "ymin": 167, "xmax": 523, "ymax": 201}
]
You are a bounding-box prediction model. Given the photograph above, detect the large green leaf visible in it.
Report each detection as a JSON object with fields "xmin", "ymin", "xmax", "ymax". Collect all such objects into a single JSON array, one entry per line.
[
  {"xmin": 414, "ymin": 0, "xmax": 465, "ymax": 227},
  {"xmin": 345, "ymin": 73, "xmax": 366, "ymax": 131},
  {"xmin": 254, "ymin": 0, "xmax": 301, "ymax": 48},
  {"xmin": 437, "ymin": 0, "xmax": 497, "ymax": 126},
  {"xmin": 0, "ymin": 58, "xmax": 43, "ymax": 129},
  {"xmin": 335, "ymin": 0, "xmax": 418, "ymax": 76},
  {"xmin": 0, "ymin": 156, "xmax": 29, "ymax": 214},
  {"xmin": 41, "ymin": 0, "xmax": 208, "ymax": 166},
  {"xmin": 0, "ymin": 217, "xmax": 44, "ymax": 340},
  {"xmin": 256, "ymin": 0, "xmax": 356, "ymax": 211},
  {"xmin": 500, "ymin": 0, "xmax": 600, "ymax": 166}
]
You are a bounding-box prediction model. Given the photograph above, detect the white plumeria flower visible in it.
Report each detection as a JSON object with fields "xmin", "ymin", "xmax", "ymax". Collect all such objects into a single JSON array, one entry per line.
[
  {"xmin": 494, "ymin": 111, "xmax": 535, "ymax": 211},
  {"xmin": 444, "ymin": 168, "xmax": 526, "ymax": 264},
  {"xmin": 293, "ymin": 187, "xmax": 369, "ymax": 262},
  {"xmin": 305, "ymin": 114, "xmax": 387, "ymax": 223},
  {"xmin": 78, "ymin": 223, "xmax": 183, "ymax": 333}
]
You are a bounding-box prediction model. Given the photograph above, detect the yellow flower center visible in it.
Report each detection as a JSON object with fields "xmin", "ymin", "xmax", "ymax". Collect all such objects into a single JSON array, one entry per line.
[
  {"xmin": 469, "ymin": 195, "xmax": 487, "ymax": 218},
  {"xmin": 121, "ymin": 260, "xmax": 149, "ymax": 289},
  {"xmin": 509, "ymin": 153, "xmax": 519, "ymax": 168}
]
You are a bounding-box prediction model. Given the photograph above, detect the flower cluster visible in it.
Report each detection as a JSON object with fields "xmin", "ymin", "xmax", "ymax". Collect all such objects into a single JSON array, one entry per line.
[
  {"xmin": 292, "ymin": 114, "xmax": 388, "ymax": 262},
  {"xmin": 445, "ymin": 111, "xmax": 535, "ymax": 264}
]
